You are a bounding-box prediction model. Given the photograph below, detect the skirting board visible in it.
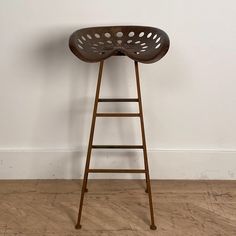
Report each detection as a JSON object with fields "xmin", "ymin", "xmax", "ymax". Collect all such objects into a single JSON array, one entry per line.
[{"xmin": 0, "ymin": 148, "xmax": 235, "ymax": 180}]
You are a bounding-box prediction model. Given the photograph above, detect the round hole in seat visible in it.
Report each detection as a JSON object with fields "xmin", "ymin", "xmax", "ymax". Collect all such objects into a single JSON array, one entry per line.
[
  {"xmin": 116, "ymin": 32, "xmax": 123, "ymax": 37},
  {"xmin": 139, "ymin": 32, "xmax": 144, "ymax": 37},
  {"xmin": 78, "ymin": 39, "xmax": 83, "ymax": 44},
  {"xmin": 127, "ymin": 40, "xmax": 132, "ymax": 44},
  {"xmin": 155, "ymin": 43, "xmax": 161, "ymax": 49},
  {"xmin": 81, "ymin": 36, "xmax": 86, "ymax": 41},
  {"xmin": 95, "ymin": 33, "xmax": 100, "ymax": 38},
  {"xmin": 156, "ymin": 37, "xmax": 161, "ymax": 43},
  {"xmin": 135, "ymin": 41, "xmax": 141, "ymax": 44},
  {"xmin": 117, "ymin": 40, "xmax": 122, "ymax": 44},
  {"xmin": 128, "ymin": 31, "xmax": 135, "ymax": 37},
  {"xmin": 105, "ymin": 32, "xmax": 111, "ymax": 38},
  {"xmin": 147, "ymin": 33, "xmax": 152, "ymax": 38},
  {"xmin": 87, "ymin": 34, "xmax": 92, "ymax": 39},
  {"xmin": 153, "ymin": 34, "xmax": 158, "ymax": 40}
]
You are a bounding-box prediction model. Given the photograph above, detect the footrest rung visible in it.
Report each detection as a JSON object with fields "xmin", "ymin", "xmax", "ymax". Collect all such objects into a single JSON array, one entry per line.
[
  {"xmin": 92, "ymin": 145, "xmax": 143, "ymax": 149},
  {"xmin": 96, "ymin": 113, "xmax": 140, "ymax": 117},
  {"xmin": 88, "ymin": 169, "xmax": 146, "ymax": 173},
  {"xmin": 98, "ymin": 98, "xmax": 138, "ymax": 102}
]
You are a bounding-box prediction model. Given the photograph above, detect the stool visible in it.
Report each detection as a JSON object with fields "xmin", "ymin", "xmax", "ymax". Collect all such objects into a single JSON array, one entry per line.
[{"xmin": 69, "ymin": 25, "xmax": 170, "ymax": 230}]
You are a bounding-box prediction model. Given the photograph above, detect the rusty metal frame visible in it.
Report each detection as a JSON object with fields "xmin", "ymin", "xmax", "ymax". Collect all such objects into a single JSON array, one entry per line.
[{"xmin": 75, "ymin": 60, "xmax": 156, "ymax": 230}]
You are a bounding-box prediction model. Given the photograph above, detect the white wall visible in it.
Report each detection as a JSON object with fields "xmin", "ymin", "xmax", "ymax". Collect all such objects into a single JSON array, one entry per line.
[{"xmin": 0, "ymin": 0, "xmax": 235, "ymax": 179}]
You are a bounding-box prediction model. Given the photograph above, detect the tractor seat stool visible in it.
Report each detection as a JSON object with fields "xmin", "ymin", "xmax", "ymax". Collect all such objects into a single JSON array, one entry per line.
[{"xmin": 69, "ymin": 25, "xmax": 170, "ymax": 230}]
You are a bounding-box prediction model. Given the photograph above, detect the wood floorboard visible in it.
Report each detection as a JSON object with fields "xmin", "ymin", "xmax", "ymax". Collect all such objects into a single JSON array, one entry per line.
[{"xmin": 0, "ymin": 180, "xmax": 236, "ymax": 236}]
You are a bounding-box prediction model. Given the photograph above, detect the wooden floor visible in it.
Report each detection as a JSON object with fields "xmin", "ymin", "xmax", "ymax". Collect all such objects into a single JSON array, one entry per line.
[{"xmin": 0, "ymin": 180, "xmax": 236, "ymax": 236}]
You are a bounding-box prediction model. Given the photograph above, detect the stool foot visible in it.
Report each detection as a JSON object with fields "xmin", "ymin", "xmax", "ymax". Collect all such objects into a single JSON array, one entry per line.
[
  {"xmin": 150, "ymin": 224, "xmax": 157, "ymax": 230},
  {"xmin": 85, "ymin": 188, "xmax": 88, "ymax": 192},
  {"xmin": 145, "ymin": 188, "xmax": 148, "ymax": 193},
  {"xmin": 75, "ymin": 224, "xmax": 82, "ymax": 229}
]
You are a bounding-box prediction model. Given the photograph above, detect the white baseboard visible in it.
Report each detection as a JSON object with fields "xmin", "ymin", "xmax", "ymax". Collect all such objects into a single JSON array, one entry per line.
[{"xmin": 0, "ymin": 148, "xmax": 235, "ymax": 180}]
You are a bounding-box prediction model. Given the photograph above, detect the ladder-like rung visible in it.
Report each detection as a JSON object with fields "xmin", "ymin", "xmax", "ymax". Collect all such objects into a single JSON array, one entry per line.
[
  {"xmin": 88, "ymin": 169, "xmax": 146, "ymax": 173},
  {"xmin": 92, "ymin": 145, "xmax": 143, "ymax": 149},
  {"xmin": 96, "ymin": 113, "xmax": 140, "ymax": 117},
  {"xmin": 98, "ymin": 98, "xmax": 138, "ymax": 102}
]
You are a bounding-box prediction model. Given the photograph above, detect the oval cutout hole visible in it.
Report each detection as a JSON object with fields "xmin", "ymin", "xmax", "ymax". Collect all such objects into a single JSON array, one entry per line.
[
  {"xmin": 153, "ymin": 34, "xmax": 158, "ymax": 40},
  {"xmin": 139, "ymin": 32, "xmax": 145, "ymax": 37},
  {"xmin": 128, "ymin": 31, "xmax": 135, "ymax": 37},
  {"xmin": 156, "ymin": 37, "xmax": 161, "ymax": 43},
  {"xmin": 78, "ymin": 39, "xmax": 83, "ymax": 44},
  {"xmin": 116, "ymin": 32, "xmax": 123, "ymax": 37},
  {"xmin": 105, "ymin": 32, "xmax": 111, "ymax": 38},
  {"xmin": 155, "ymin": 43, "xmax": 161, "ymax": 49}
]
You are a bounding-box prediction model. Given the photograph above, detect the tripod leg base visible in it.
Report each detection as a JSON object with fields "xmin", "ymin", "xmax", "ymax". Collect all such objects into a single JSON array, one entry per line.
[
  {"xmin": 150, "ymin": 224, "xmax": 157, "ymax": 230},
  {"xmin": 85, "ymin": 188, "xmax": 88, "ymax": 192},
  {"xmin": 145, "ymin": 188, "xmax": 148, "ymax": 193},
  {"xmin": 75, "ymin": 224, "xmax": 82, "ymax": 229}
]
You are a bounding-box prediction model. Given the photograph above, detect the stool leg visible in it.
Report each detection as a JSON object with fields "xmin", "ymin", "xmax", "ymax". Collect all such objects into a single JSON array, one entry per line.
[
  {"xmin": 134, "ymin": 61, "xmax": 157, "ymax": 230},
  {"xmin": 75, "ymin": 61, "xmax": 104, "ymax": 229}
]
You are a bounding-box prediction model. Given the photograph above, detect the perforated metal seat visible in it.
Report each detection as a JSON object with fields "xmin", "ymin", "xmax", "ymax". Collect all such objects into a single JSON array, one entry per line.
[{"xmin": 69, "ymin": 25, "xmax": 170, "ymax": 63}]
